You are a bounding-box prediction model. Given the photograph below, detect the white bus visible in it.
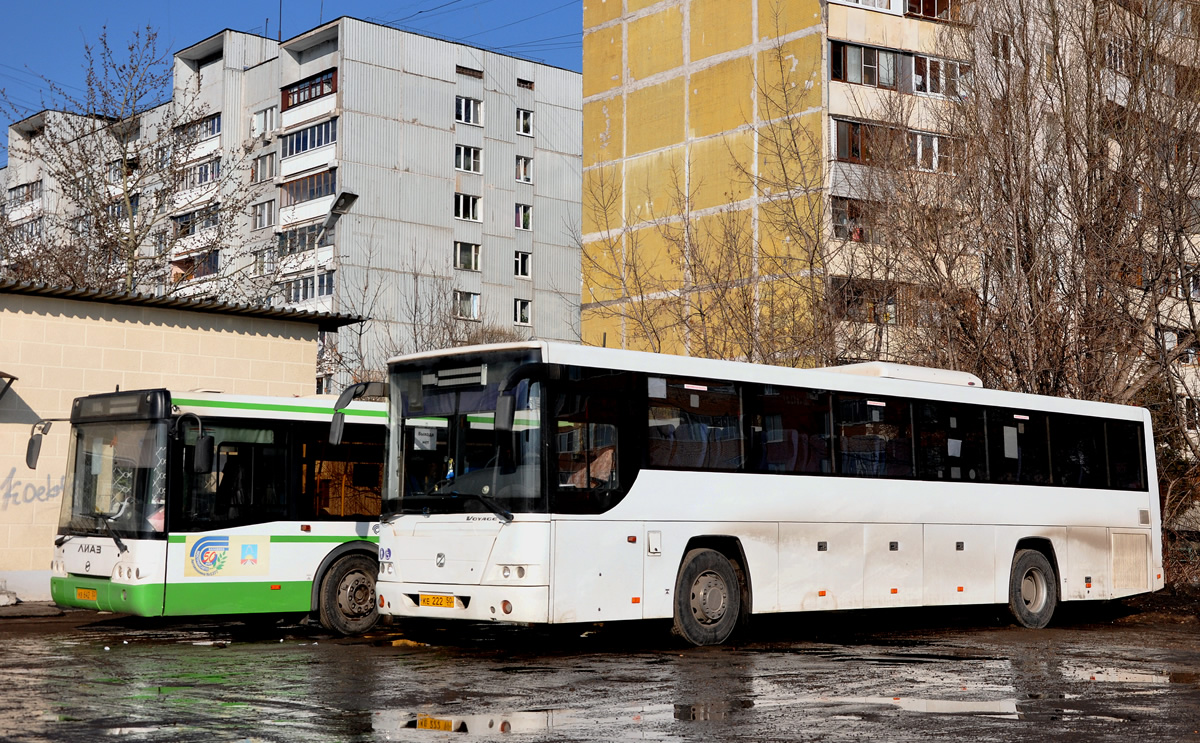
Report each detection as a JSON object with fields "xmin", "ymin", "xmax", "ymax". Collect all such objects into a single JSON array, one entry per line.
[
  {"xmin": 32, "ymin": 389, "xmax": 387, "ymax": 634},
  {"xmin": 374, "ymin": 342, "xmax": 1162, "ymax": 645}
]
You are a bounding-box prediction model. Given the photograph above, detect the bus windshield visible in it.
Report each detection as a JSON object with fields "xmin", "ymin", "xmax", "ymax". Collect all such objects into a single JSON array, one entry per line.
[
  {"xmin": 390, "ymin": 353, "xmax": 544, "ymax": 518},
  {"xmin": 59, "ymin": 420, "xmax": 169, "ymax": 540}
]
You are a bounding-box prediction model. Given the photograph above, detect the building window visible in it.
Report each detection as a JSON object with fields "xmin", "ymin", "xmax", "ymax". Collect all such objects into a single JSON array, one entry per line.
[
  {"xmin": 516, "ymin": 156, "xmax": 533, "ymax": 183},
  {"xmin": 456, "ymin": 65, "xmax": 484, "ymax": 79},
  {"xmin": 1184, "ymin": 266, "xmax": 1200, "ymax": 299},
  {"xmin": 909, "ymin": 132, "xmax": 960, "ymax": 172},
  {"xmin": 835, "ymin": 120, "xmax": 877, "ymax": 164},
  {"xmin": 514, "ymin": 250, "xmax": 531, "ymax": 278},
  {"xmin": 251, "ymin": 105, "xmax": 277, "ymax": 137},
  {"xmin": 173, "ymin": 205, "xmax": 219, "ymax": 237},
  {"xmin": 992, "ymin": 33, "xmax": 1013, "ymax": 65},
  {"xmin": 7, "ymin": 180, "xmax": 42, "ymax": 208},
  {"xmin": 281, "ymin": 169, "xmax": 336, "ymax": 207},
  {"xmin": 832, "ymin": 197, "xmax": 871, "ymax": 242},
  {"xmin": 516, "ymin": 108, "xmax": 534, "ymax": 136},
  {"xmin": 13, "ymin": 217, "xmax": 43, "ymax": 240},
  {"xmin": 105, "ymin": 194, "xmax": 139, "ymax": 220},
  {"xmin": 108, "ymin": 157, "xmax": 140, "ymax": 184},
  {"xmin": 454, "ymin": 241, "xmax": 481, "ymax": 271},
  {"xmin": 282, "ymin": 69, "xmax": 337, "ymax": 111},
  {"xmin": 454, "ymin": 193, "xmax": 481, "ymax": 222},
  {"xmin": 281, "ymin": 118, "xmax": 337, "ymax": 159},
  {"xmin": 915, "ymin": 56, "xmax": 969, "ymax": 98},
  {"xmin": 172, "ymin": 251, "xmax": 220, "ymax": 283},
  {"xmin": 283, "ymin": 271, "xmax": 336, "ymax": 303},
  {"xmin": 835, "ymin": 277, "xmax": 898, "ymax": 325},
  {"xmin": 278, "ymin": 222, "xmax": 335, "ymax": 255},
  {"xmin": 181, "ymin": 113, "xmax": 222, "ymax": 142},
  {"xmin": 515, "ymin": 203, "xmax": 532, "ymax": 230},
  {"xmin": 252, "ymin": 152, "xmax": 277, "ymax": 183},
  {"xmin": 517, "ymin": 78, "xmax": 535, "ymax": 90},
  {"xmin": 455, "ymin": 145, "xmax": 482, "ymax": 173},
  {"xmin": 906, "ymin": 0, "xmax": 957, "ymax": 21},
  {"xmin": 180, "ymin": 157, "xmax": 221, "ymax": 190},
  {"xmin": 456, "ymin": 96, "xmax": 483, "ymax": 126},
  {"xmin": 831, "ymin": 42, "xmax": 897, "ymax": 89},
  {"xmin": 454, "ymin": 290, "xmax": 481, "ymax": 320},
  {"xmin": 514, "ymin": 298, "xmax": 532, "ymax": 325},
  {"xmin": 253, "ymin": 200, "xmax": 276, "ymax": 230},
  {"xmin": 253, "ymin": 249, "xmax": 274, "ymax": 276}
]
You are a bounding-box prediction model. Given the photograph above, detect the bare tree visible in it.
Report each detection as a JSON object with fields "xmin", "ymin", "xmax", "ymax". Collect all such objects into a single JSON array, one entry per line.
[{"xmin": 0, "ymin": 26, "xmax": 257, "ymax": 298}]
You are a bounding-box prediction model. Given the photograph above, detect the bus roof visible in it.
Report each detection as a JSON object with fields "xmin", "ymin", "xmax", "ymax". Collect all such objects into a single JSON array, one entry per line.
[{"xmin": 388, "ymin": 342, "xmax": 1147, "ymax": 422}]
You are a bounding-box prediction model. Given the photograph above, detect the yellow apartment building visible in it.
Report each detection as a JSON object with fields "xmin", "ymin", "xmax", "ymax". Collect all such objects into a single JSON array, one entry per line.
[{"xmin": 581, "ymin": 0, "xmax": 958, "ymax": 358}]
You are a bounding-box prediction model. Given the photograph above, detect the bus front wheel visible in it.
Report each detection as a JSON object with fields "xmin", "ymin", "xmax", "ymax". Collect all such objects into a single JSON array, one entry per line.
[
  {"xmin": 1008, "ymin": 549, "xmax": 1057, "ymax": 629},
  {"xmin": 672, "ymin": 549, "xmax": 743, "ymax": 646},
  {"xmin": 318, "ymin": 554, "xmax": 379, "ymax": 635}
]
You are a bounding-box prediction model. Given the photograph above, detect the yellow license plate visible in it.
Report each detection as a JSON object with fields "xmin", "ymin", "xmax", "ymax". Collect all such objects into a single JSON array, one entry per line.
[
  {"xmin": 76, "ymin": 588, "xmax": 98, "ymax": 601},
  {"xmin": 416, "ymin": 715, "xmax": 453, "ymax": 731},
  {"xmin": 419, "ymin": 594, "xmax": 456, "ymax": 608}
]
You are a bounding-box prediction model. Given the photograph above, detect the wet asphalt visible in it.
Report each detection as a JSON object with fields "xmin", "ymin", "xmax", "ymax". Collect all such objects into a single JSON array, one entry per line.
[{"xmin": 3, "ymin": 600, "xmax": 1200, "ymax": 742}]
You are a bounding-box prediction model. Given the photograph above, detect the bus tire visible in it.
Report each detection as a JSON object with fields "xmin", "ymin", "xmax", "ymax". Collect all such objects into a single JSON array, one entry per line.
[
  {"xmin": 672, "ymin": 549, "xmax": 743, "ymax": 646},
  {"xmin": 318, "ymin": 554, "xmax": 379, "ymax": 635},
  {"xmin": 1008, "ymin": 549, "xmax": 1057, "ymax": 629}
]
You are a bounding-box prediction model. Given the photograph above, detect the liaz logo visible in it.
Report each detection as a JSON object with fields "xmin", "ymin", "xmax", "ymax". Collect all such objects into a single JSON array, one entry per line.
[{"xmin": 189, "ymin": 536, "xmax": 230, "ymax": 576}]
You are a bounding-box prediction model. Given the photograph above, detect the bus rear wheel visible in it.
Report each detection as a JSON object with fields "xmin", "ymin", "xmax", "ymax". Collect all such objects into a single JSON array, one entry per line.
[
  {"xmin": 1008, "ymin": 549, "xmax": 1057, "ymax": 629},
  {"xmin": 318, "ymin": 554, "xmax": 379, "ymax": 635},
  {"xmin": 672, "ymin": 549, "xmax": 743, "ymax": 646}
]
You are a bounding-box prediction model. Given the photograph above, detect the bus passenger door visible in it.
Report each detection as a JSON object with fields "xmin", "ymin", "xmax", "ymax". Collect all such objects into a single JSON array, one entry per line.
[{"xmin": 551, "ymin": 521, "xmax": 644, "ymax": 623}]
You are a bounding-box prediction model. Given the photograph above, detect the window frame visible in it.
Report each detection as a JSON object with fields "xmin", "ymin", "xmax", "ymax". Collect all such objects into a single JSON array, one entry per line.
[
  {"xmin": 455, "ymin": 144, "xmax": 483, "ymax": 173},
  {"xmin": 456, "ymin": 96, "xmax": 483, "ymax": 127},
  {"xmin": 454, "ymin": 193, "xmax": 481, "ymax": 222},
  {"xmin": 516, "ymin": 108, "xmax": 534, "ymax": 137},
  {"xmin": 515, "ymin": 203, "xmax": 532, "ymax": 231},
  {"xmin": 282, "ymin": 69, "xmax": 337, "ymax": 111},
  {"xmin": 454, "ymin": 241, "xmax": 481, "ymax": 272},
  {"xmin": 453, "ymin": 289, "xmax": 481, "ymax": 320}
]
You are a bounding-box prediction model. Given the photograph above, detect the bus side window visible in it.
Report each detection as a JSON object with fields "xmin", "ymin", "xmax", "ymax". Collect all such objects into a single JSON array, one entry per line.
[
  {"xmin": 1050, "ymin": 413, "xmax": 1106, "ymax": 489},
  {"xmin": 987, "ymin": 409, "xmax": 1051, "ymax": 485},
  {"xmin": 915, "ymin": 401, "xmax": 987, "ymax": 481},
  {"xmin": 647, "ymin": 377, "xmax": 743, "ymax": 470},
  {"xmin": 1106, "ymin": 420, "xmax": 1146, "ymax": 491},
  {"xmin": 749, "ymin": 385, "xmax": 831, "ymax": 475},
  {"xmin": 834, "ymin": 394, "xmax": 913, "ymax": 478},
  {"xmin": 299, "ymin": 423, "xmax": 385, "ymax": 519}
]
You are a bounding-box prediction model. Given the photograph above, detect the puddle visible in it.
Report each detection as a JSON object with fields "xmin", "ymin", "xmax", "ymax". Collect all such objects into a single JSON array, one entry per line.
[
  {"xmin": 824, "ymin": 695, "xmax": 1020, "ymax": 718},
  {"xmin": 673, "ymin": 700, "xmax": 755, "ymax": 721},
  {"xmin": 1062, "ymin": 665, "xmax": 1172, "ymax": 684},
  {"xmin": 373, "ymin": 709, "xmax": 588, "ymax": 737}
]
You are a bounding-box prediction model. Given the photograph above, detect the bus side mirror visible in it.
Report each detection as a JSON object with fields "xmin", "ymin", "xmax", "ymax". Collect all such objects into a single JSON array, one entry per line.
[
  {"xmin": 25, "ymin": 434, "xmax": 42, "ymax": 470},
  {"xmin": 193, "ymin": 435, "xmax": 215, "ymax": 474},
  {"xmin": 25, "ymin": 420, "xmax": 51, "ymax": 469},
  {"xmin": 495, "ymin": 395, "xmax": 515, "ymax": 433}
]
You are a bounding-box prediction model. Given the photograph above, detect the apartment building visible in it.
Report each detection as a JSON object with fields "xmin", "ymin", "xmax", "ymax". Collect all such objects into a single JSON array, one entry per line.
[
  {"xmin": 579, "ymin": 0, "xmax": 972, "ymax": 359},
  {"xmin": 4, "ymin": 17, "xmax": 583, "ymax": 388}
]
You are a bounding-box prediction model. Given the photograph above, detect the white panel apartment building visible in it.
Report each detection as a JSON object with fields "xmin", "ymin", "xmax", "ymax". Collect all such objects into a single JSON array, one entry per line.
[{"xmin": 5, "ymin": 17, "xmax": 583, "ymax": 388}]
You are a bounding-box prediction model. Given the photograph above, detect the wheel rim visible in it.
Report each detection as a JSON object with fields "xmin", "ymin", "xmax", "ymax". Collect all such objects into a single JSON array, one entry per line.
[
  {"xmin": 689, "ymin": 569, "xmax": 729, "ymax": 625},
  {"xmin": 337, "ymin": 569, "xmax": 375, "ymax": 619},
  {"xmin": 1020, "ymin": 567, "xmax": 1047, "ymax": 613}
]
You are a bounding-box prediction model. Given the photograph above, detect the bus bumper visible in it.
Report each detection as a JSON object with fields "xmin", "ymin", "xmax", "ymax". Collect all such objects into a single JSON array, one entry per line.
[
  {"xmin": 377, "ymin": 581, "xmax": 549, "ymax": 624},
  {"xmin": 50, "ymin": 575, "xmax": 164, "ymax": 616}
]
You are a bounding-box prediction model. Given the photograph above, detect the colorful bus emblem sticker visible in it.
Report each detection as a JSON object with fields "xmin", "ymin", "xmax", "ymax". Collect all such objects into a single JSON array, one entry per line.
[
  {"xmin": 189, "ymin": 536, "xmax": 229, "ymax": 576},
  {"xmin": 184, "ymin": 536, "xmax": 270, "ymax": 577}
]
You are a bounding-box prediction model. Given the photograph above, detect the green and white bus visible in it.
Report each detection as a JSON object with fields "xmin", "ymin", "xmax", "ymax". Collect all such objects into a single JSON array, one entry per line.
[{"xmin": 32, "ymin": 388, "xmax": 387, "ymax": 634}]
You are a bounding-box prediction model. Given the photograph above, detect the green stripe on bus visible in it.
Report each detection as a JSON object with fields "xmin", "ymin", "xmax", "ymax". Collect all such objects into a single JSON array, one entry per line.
[
  {"xmin": 270, "ymin": 535, "xmax": 379, "ymax": 544},
  {"xmin": 172, "ymin": 398, "xmax": 387, "ymax": 418},
  {"xmin": 169, "ymin": 534, "xmax": 378, "ymax": 544},
  {"xmin": 162, "ymin": 580, "xmax": 312, "ymax": 615}
]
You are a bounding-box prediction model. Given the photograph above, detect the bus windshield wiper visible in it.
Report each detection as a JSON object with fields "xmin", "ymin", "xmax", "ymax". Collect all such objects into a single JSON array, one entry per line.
[
  {"xmin": 91, "ymin": 513, "xmax": 129, "ymax": 555},
  {"xmin": 449, "ymin": 491, "xmax": 513, "ymax": 524}
]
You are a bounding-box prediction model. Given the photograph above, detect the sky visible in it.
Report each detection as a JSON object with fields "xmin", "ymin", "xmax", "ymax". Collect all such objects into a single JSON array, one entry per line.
[{"xmin": 0, "ymin": 0, "xmax": 583, "ymax": 161}]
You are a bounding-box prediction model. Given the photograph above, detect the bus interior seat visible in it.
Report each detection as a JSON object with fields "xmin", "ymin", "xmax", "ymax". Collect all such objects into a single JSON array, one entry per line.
[
  {"xmin": 706, "ymin": 426, "xmax": 743, "ymax": 469},
  {"xmin": 670, "ymin": 423, "xmax": 708, "ymax": 468},
  {"xmin": 762, "ymin": 429, "xmax": 799, "ymax": 472},
  {"xmin": 648, "ymin": 423, "xmax": 676, "ymax": 465}
]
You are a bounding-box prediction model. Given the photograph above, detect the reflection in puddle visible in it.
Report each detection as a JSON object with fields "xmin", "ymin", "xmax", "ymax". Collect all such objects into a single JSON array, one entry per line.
[
  {"xmin": 826, "ymin": 696, "xmax": 1020, "ymax": 718},
  {"xmin": 673, "ymin": 699, "xmax": 754, "ymax": 721},
  {"xmin": 1062, "ymin": 665, "xmax": 1172, "ymax": 684},
  {"xmin": 375, "ymin": 710, "xmax": 585, "ymax": 737}
]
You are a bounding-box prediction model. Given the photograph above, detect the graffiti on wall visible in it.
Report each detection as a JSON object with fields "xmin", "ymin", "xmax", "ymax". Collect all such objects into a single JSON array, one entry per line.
[{"xmin": 1, "ymin": 467, "xmax": 64, "ymax": 511}]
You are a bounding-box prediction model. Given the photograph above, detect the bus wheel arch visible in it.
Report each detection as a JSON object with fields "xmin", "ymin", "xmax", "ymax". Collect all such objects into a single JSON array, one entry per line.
[
  {"xmin": 313, "ymin": 542, "xmax": 379, "ymax": 635},
  {"xmin": 672, "ymin": 537, "xmax": 751, "ymax": 646},
  {"xmin": 1008, "ymin": 541, "xmax": 1059, "ymax": 629}
]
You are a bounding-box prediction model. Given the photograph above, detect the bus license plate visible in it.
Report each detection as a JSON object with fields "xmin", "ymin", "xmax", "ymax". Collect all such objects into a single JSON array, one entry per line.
[
  {"xmin": 76, "ymin": 588, "xmax": 98, "ymax": 601},
  {"xmin": 419, "ymin": 594, "xmax": 456, "ymax": 608},
  {"xmin": 416, "ymin": 715, "xmax": 453, "ymax": 731}
]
